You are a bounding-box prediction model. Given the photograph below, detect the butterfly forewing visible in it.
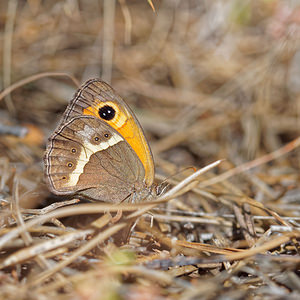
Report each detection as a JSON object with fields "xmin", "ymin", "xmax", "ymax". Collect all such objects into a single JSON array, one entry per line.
[{"xmin": 61, "ymin": 79, "xmax": 155, "ymax": 186}]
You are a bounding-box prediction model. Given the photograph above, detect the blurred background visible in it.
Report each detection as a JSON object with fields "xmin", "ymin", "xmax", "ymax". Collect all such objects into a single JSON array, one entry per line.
[{"xmin": 0, "ymin": 0, "xmax": 299, "ymax": 206}]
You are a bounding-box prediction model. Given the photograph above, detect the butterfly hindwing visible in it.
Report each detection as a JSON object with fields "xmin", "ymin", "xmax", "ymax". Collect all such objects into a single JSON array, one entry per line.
[{"xmin": 44, "ymin": 115, "xmax": 146, "ymax": 203}]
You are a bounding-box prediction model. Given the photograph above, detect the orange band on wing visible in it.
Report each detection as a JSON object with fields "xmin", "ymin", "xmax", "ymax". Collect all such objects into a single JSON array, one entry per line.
[{"xmin": 83, "ymin": 103, "xmax": 154, "ymax": 186}]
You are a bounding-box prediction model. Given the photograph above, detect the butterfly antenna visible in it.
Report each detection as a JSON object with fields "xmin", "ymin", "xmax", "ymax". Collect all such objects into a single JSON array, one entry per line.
[
  {"xmin": 156, "ymin": 166, "xmax": 197, "ymax": 196},
  {"xmin": 159, "ymin": 166, "xmax": 197, "ymax": 186}
]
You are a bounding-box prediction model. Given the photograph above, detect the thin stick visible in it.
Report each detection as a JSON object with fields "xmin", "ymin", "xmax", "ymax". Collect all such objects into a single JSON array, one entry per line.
[
  {"xmin": 159, "ymin": 160, "xmax": 223, "ymax": 201},
  {"xmin": 0, "ymin": 202, "xmax": 156, "ymax": 250},
  {"xmin": 0, "ymin": 72, "xmax": 79, "ymax": 101},
  {"xmin": 3, "ymin": 0, "xmax": 18, "ymax": 114},
  {"xmin": 29, "ymin": 223, "xmax": 126, "ymax": 287},
  {"xmin": 118, "ymin": 0, "xmax": 132, "ymax": 44},
  {"xmin": 0, "ymin": 229, "xmax": 93, "ymax": 269},
  {"xmin": 11, "ymin": 176, "xmax": 67, "ymax": 284},
  {"xmin": 102, "ymin": 0, "xmax": 116, "ymax": 83},
  {"xmin": 200, "ymin": 137, "xmax": 300, "ymax": 188}
]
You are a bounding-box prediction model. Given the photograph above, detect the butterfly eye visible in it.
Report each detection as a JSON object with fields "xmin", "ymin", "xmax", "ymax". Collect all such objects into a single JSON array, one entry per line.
[{"xmin": 98, "ymin": 105, "xmax": 115, "ymax": 121}]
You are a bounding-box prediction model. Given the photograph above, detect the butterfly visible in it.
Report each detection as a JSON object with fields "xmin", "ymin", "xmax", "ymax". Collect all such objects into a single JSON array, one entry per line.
[{"xmin": 44, "ymin": 79, "xmax": 155, "ymax": 203}]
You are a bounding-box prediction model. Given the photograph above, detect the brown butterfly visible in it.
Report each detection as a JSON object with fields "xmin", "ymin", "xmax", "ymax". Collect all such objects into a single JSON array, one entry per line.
[{"xmin": 44, "ymin": 79, "xmax": 155, "ymax": 203}]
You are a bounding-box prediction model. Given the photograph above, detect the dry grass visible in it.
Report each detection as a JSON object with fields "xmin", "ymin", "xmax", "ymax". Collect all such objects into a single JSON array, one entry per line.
[{"xmin": 0, "ymin": 1, "xmax": 300, "ymax": 299}]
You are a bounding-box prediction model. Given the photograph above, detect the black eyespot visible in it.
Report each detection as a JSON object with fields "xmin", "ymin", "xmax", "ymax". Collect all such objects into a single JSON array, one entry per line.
[
  {"xmin": 67, "ymin": 162, "xmax": 73, "ymax": 168},
  {"xmin": 94, "ymin": 136, "xmax": 100, "ymax": 142},
  {"xmin": 98, "ymin": 105, "xmax": 115, "ymax": 121},
  {"xmin": 104, "ymin": 133, "xmax": 110, "ymax": 138},
  {"xmin": 62, "ymin": 176, "xmax": 66, "ymax": 180},
  {"xmin": 71, "ymin": 148, "xmax": 76, "ymax": 153}
]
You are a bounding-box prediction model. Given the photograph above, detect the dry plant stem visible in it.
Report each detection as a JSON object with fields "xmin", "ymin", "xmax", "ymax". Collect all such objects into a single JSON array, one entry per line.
[
  {"xmin": 91, "ymin": 213, "xmax": 113, "ymax": 229},
  {"xmin": 28, "ymin": 223, "xmax": 127, "ymax": 288},
  {"xmin": 147, "ymin": 0, "xmax": 156, "ymax": 12},
  {"xmin": 243, "ymin": 204, "xmax": 256, "ymax": 238},
  {"xmin": 229, "ymin": 226, "xmax": 297, "ymax": 277},
  {"xmin": 203, "ymin": 189, "xmax": 297, "ymax": 228},
  {"xmin": 166, "ymin": 265, "xmax": 198, "ymax": 277},
  {"xmin": 242, "ymin": 171, "xmax": 278, "ymax": 199},
  {"xmin": 42, "ymin": 247, "xmax": 68, "ymax": 260},
  {"xmin": 11, "ymin": 177, "xmax": 68, "ymax": 286},
  {"xmin": 102, "ymin": 0, "xmax": 115, "ymax": 83},
  {"xmin": 224, "ymin": 231, "xmax": 300, "ymax": 261},
  {"xmin": 145, "ymin": 251, "xmax": 300, "ymax": 271},
  {"xmin": 145, "ymin": 234, "xmax": 300, "ymax": 269},
  {"xmin": 0, "ymin": 229, "xmax": 94, "ymax": 269},
  {"xmin": 0, "ymin": 157, "xmax": 10, "ymax": 190},
  {"xmin": 100, "ymin": 265, "xmax": 191, "ymax": 289},
  {"xmin": 136, "ymin": 219, "xmax": 236, "ymax": 256},
  {"xmin": 0, "ymin": 72, "xmax": 79, "ymax": 101},
  {"xmin": 233, "ymin": 204, "xmax": 256, "ymax": 247},
  {"xmin": 144, "ymin": 256, "xmax": 223, "ymax": 270},
  {"xmin": 136, "ymin": 219, "xmax": 189, "ymax": 255},
  {"xmin": 0, "ymin": 225, "xmax": 75, "ymax": 236},
  {"xmin": 3, "ymin": 0, "xmax": 17, "ymax": 114},
  {"xmin": 22, "ymin": 199, "xmax": 80, "ymax": 215},
  {"xmin": 11, "ymin": 177, "xmax": 51, "ymax": 270},
  {"xmin": 144, "ymin": 207, "xmax": 300, "ymax": 222},
  {"xmin": 150, "ymin": 213, "xmax": 233, "ymax": 227},
  {"xmin": 200, "ymin": 136, "xmax": 300, "ymax": 188},
  {"xmin": 0, "ymin": 202, "xmax": 156, "ymax": 250},
  {"xmin": 158, "ymin": 160, "xmax": 223, "ymax": 201},
  {"xmin": 118, "ymin": 0, "xmax": 132, "ymax": 44},
  {"xmin": 264, "ymin": 208, "xmax": 293, "ymax": 228},
  {"xmin": 175, "ymin": 240, "xmax": 244, "ymax": 255},
  {"xmin": 144, "ymin": 1, "xmax": 174, "ymax": 55},
  {"xmin": 11, "ymin": 177, "xmax": 32, "ymax": 247},
  {"xmin": 111, "ymin": 209, "xmax": 123, "ymax": 223}
]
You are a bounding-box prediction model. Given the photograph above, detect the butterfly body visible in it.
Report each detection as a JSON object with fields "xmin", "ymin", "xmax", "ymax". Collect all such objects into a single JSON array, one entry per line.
[{"xmin": 44, "ymin": 79, "xmax": 155, "ymax": 203}]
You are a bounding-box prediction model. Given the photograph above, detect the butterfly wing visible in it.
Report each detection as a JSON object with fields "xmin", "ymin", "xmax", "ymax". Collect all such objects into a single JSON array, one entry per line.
[
  {"xmin": 60, "ymin": 79, "xmax": 154, "ymax": 187},
  {"xmin": 44, "ymin": 116, "xmax": 146, "ymax": 203}
]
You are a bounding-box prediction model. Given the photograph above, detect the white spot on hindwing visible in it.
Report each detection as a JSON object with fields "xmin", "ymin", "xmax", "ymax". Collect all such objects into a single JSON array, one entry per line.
[{"xmin": 66, "ymin": 125, "xmax": 123, "ymax": 186}]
